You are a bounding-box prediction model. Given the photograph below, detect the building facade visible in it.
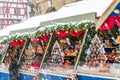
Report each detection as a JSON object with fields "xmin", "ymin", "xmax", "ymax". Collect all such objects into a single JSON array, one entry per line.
[
  {"xmin": 33, "ymin": 0, "xmax": 78, "ymax": 15},
  {"xmin": 0, "ymin": 0, "xmax": 31, "ymax": 29}
]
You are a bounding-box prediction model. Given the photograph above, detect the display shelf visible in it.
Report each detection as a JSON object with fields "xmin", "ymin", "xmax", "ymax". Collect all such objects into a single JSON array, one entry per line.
[
  {"xmin": 19, "ymin": 34, "xmax": 51, "ymax": 72},
  {"xmin": 2, "ymin": 40, "xmax": 26, "ymax": 66},
  {"xmin": 40, "ymin": 29, "xmax": 86, "ymax": 77}
]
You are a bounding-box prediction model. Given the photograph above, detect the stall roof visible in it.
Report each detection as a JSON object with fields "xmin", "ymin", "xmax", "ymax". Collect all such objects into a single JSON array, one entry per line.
[{"xmin": 0, "ymin": 0, "xmax": 118, "ymax": 36}]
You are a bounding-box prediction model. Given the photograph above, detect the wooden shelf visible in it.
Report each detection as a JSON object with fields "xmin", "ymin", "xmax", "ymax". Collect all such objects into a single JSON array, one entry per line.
[{"xmin": 104, "ymin": 47, "xmax": 115, "ymax": 48}]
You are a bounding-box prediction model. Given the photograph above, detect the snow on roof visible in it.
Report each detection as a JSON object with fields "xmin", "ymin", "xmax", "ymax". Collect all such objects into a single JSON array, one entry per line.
[
  {"xmin": 0, "ymin": 29, "xmax": 10, "ymax": 36},
  {"xmin": 16, "ymin": 11, "xmax": 56, "ymax": 29},
  {"xmin": 0, "ymin": 12, "xmax": 56, "ymax": 36},
  {"xmin": 52, "ymin": 0, "xmax": 115, "ymax": 19}
]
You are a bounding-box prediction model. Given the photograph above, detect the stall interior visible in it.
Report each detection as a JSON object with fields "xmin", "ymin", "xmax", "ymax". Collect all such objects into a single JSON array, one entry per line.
[
  {"xmin": 77, "ymin": 26, "xmax": 120, "ymax": 74},
  {"xmin": 2, "ymin": 39, "xmax": 26, "ymax": 69},
  {"xmin": 41, "ymin": 30, "xmax": 84, "ymax": 75},
  {"xmin": 19, "ymin": 34, "xmax": 50, "ymax": 72}
]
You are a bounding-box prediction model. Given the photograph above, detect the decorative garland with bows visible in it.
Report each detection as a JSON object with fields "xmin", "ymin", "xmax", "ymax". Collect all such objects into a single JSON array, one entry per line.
[{"xmin": 0, "ymin": 21, "xmax": 94, "ymax": 45}]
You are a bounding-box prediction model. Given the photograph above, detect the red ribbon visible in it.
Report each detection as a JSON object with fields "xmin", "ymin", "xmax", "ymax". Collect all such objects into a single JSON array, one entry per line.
[{"xmin": 70, "ymin": 30, "xmax": 84, "ymax": 37}]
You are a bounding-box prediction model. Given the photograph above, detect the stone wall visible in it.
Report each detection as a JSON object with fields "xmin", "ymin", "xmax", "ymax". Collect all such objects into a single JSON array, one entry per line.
[{"xmin": 33, "ymin": 0, "xmax": 78, "ymax": 15}]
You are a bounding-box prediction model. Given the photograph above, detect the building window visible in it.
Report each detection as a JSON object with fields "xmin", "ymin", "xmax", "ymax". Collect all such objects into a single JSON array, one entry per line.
[
  {"xmin": 13, "ymin": 21, "xmax": 18, "ymax": 24},
  {"xmin": 0, "ymin": 25, "xmax": 3, "ymax": 29},
  {"xmin": 14, "ymin": 8, "xmax": 20, "ymax": 14},
  {"xmin": 0, "ymin": 7, "xmax": 3, "ymax": 15},
  {"xmin": 0, "ymin": 20, "xmax": 3, "ymax": 24}
]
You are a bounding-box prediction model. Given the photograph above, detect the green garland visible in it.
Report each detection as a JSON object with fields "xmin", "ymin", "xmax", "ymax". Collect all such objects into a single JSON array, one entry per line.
[
  {"xmin": 0, "ymin": 21, "xmax": 95, "ymax": 44},
  {"xmin": 80, "ymin": 26, "xmax": 96, "ymax": 61},
  {"xmin": 97, "ymin": 25, "xmax": 119, "ymax": 39}
]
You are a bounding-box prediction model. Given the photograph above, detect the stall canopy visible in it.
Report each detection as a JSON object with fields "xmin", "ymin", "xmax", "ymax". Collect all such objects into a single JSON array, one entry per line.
[{"xmin": 0, "ymin": 0, "xmax": 118, "ymax": 36}]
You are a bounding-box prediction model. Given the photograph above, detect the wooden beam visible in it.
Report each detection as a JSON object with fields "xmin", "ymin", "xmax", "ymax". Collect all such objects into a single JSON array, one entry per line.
[
  {"xmin": 17, "ymin": 41, "xmax": 27, "ymax": 65},
  {"xmin": 74, "ymin": 29, "xmax": 88, "ymax": 70},
  {"xmin": 40, "ymin": 32, "xmax": 53, "ymax": 69},
  {"xmin": 96, "ymin": 0, "xmax": 119, "ymax": 30}
]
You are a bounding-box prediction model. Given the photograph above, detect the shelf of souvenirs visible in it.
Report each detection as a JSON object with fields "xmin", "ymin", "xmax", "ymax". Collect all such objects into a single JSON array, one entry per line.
[
  {"xmin": 114, "ymin": 42, "xmax": 120, "ymax": 45},
  {"xmin": 104, "ymin": 47, "xmax": 115, "ymax": 49}
]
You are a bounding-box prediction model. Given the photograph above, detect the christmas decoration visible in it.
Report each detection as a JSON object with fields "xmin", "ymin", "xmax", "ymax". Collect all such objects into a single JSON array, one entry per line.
[
  {"xmin": 10, "ymin": 40, "xmax": 26, "ymax": 46},
  {"xmin": 50, "ymin": 40, "xmax": 64, "ymax": 63},
  {"xmin": 99, "ymin": 16, "xmax": 114, "ymax": 31},
  {"xmin": 99, "ymin": 16, "xmax": 120, "ymax": 31},
  {"xmin": 0, "ymin": 21, "xmax": 94, "ymax": 44},
  {"xmin": 80, "ymin": 26, "xmax": 96, "ymax": 61}
]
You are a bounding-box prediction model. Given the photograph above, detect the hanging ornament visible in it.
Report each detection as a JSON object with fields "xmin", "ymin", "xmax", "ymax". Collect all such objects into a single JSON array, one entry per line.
[
  {"xmin": 55, "ymin": 30, "xmax": 69, "ymax": 38},
  {"xmin": 41, "ymin": 34, "xmax": 50, "ymax": 42},
  {"xmin": 28, "ymin": 43, "xmax": 33, "ymax": 50},
  {"xmin": 66, "ymin": 38, "xmax": 71, "ymax": 46},
  {"xmin": 70, "ymin": 30, "xmax": 84, "ymax": 37}
]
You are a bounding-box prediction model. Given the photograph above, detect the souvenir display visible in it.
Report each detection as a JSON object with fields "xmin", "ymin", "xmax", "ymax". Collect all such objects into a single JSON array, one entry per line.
[
  {"xmin": 41, "ymin": 30, "xmax": 84, "ymax": 75},
  {"xmin": 77, "ymin": 34, "xmax": 120, "ymax": 74},
  {"xmin": 19, "ymin": 35, "xmax": 50, "ymax": 72},
  {"xmin": 3, "ymin": 45, "xmax": 23, "ymax": 66}
]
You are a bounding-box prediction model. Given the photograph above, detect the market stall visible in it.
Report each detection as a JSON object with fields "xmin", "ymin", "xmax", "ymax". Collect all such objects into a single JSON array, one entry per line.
[
  {"xmin": 1, "ymin": 39, "xmax": 26, "ymax": 68},
  {"xmin": 76, "ymin": 2, "xmax": 120, "ymax": 79},
  {"xmin": 19, "ymin": 32, "xmax": 51, "ymax": 72},
  {"xmin": 0, "ymin": 0, "xmax": 119, "ymax": 80}
]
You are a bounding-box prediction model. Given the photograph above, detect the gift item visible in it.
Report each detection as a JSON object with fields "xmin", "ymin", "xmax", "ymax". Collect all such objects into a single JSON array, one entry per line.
[{"xmin": 116, "ymin": 36, "xmax": 120, "ymax": 44}]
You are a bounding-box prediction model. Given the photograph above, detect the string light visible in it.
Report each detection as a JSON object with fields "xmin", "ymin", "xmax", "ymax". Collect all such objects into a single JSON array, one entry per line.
[
  {"xmin": 75, "ymin": 30, "xmax": 77, "ymax": 33},
  {"xmin": 57, "ymin": 32, "xmax": 60, "ymax": 34},
  {"xmin": 66, "ymin": 31, "xmax": 68, "ymax": 33}
]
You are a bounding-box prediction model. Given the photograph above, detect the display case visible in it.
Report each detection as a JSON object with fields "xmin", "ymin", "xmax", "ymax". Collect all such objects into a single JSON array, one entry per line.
[
  {"xmin": 19, "ymin": 33, "xmax": 51, "ymax": 72},
  {"xmin": 2, "ymin": 39, "xmax": 26, "ymax": 69},
  {"xmin": 76, "ymin": 26, "xmax": 120, "ymax": 79},
  {"xmin": 40, "ymin": 29, "xmax": 85, "ymax": 76}
]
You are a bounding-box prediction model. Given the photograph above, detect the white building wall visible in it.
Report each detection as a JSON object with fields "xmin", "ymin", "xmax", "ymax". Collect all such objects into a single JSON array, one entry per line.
[{"xmin": 0, "ymin": 0, "xmax": 30, "ymax": 28}]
